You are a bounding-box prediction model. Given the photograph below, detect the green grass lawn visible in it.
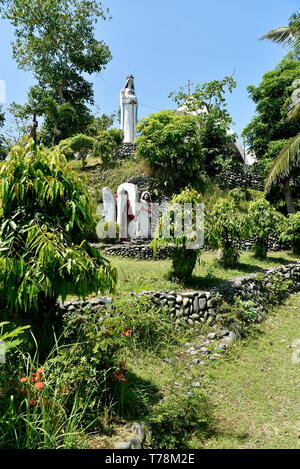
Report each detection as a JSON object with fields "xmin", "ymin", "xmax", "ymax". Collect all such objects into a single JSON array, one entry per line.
[
  {"xmin": 90, "ymin": 291, "xmax": 300, "ymax": 449},
  {"xmin": 106, "ymin": 250, "xmax": 299, "ymax": 295},
  {"xmin": 201, "ymin": 292, "xmax": 300, "ymax": 449}
]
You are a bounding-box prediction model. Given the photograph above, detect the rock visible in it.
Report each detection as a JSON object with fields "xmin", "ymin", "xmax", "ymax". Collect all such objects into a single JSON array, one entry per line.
[
  {"xmin": 222, "ymin": 331, "xmax": 238, "ymax": 344},
  {"xmin": 176, "ymin": 295, "xmax": 183, "ymax": 305},
  {"xmin": 219, "ymin": 329, "xmax": 230, "ymax": 338},
  {"xmin": 192, "ymin": 381, "xmax": 201, "ymax": 387},
  {"xmin": 114, "ymin": 441, "xmax": 132, "ymax": 449},
  {"xmin": 131, "ymin": 423, "xmax": 146, "ymax": 443},
  {"xmin": 126, "ymin": 437, "xmax": 142, "ymax": 449},
  {"xmin": 89, "ymin": 297, "xmax": 104, "ymax": 305},
  {"xmin": 217, "ymin": 343, "xmax": 227, "ymax": 350},
  {"xmin": 193, "ymin": 296, "xmax": 200, "ymax": 313},
  {"xmin": 191, "ymin": 313, "xmax": 200, "ymax": 320},
  {"xmin": 209, "ymin": 353, "xmax": 222, "ymax": 360},
  {"xmin": 199, "ymin": 298, "xmax": 207, "ymax": 310},
  {"xmin": 207, "ymin": 332, "xmax": 216, "ymax": 340},
  {"xmin": 164, "ymin": 358, "xmax": 174, "ymax": 363},
  {"xmin": 183, "ymin": 298, "xmax": 190, "ymax": 307},
  {"xmin": 191, "ymin": 358, "xmax": 204, "ymax": 365}
]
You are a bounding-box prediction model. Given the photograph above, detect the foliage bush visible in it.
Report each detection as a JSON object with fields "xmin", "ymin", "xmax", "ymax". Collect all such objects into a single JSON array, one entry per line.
[
  {"xmin": 280, "ymin": 211, "xmax": 300, "ymax": 254},
  {"xmin": 248, "ymin": 199, "xmax": 285, "ymax": 259},
  {"xmin": 58, "ymin": 129, "xmax": 122, "ymax": 167},
  {"xmin": 148, "ymin": 391, "xmax": 214, "ymax": 449},
  {"xmin": 151, "ymin": 188, "xmax": 203, "ymax": 281},
  {"xmin": 136, "ymin": 111, "xmax": 205, "ymax": 194},
  {"xmin": 206, "ymin": 199, "xmax": 249, "ymax": 268},
  {"xmin": 0, "ymin": 142, "xmax": 116, "ymax": 338}
]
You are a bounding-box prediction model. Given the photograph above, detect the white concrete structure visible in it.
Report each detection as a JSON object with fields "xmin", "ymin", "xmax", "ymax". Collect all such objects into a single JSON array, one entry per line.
[
  {"xmin": 103, "ymin": 183, "xmax": 152, "ymax": 241},
  {"xmin": 102, "ymin": 187, "xmax": 117, "ymax": 222},
  {"xmin": 120, "ymin": 75, "xmax": 138, "ymax": 143}
]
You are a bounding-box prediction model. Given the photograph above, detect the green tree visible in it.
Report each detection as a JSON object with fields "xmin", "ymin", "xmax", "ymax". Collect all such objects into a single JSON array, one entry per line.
[
  {"xmin": 58, "ymin": 128, "xmax": 122, "ymax": 167},
  {"xmin": 258, "ymin": 13, "xmax": 300, "ymax": 213},
  {"xmin": 0, "ymin": 141, "xmax": 117, "ymax": 338},
  {"xmin": 86, "ymin": 112, "xmax": 116, "ymax": 136},
  {"xmin": 0, "ymin": 0, "xmax": 112, "ymax": 143},
  {"xmin": 242, "ymin": 58, "xmax": 300, "ymax": 213},
  {"xmin": 136, "ymin": 110, "xmax": 204, "ymax": 194},
  {"xmin": 170, "ymin": 76, "xmax": 239, "ymax": 177},
  {"xmin": 151, "ymin": 188, "xmax": 203, "ymax": 281},
  {"xmin": 206, "ymin": 199, "xmax": 248, "ymax": 268},
  {"xmin": 264, "ymin": 76, "xmax": 300, "ymax": 213},
  {"xmin": 242, "ymin": 58, "xmax": 300, "ymax": 157},
  {"xmin": 280, "ymin": 211, "xmax": 300, "ymax": 254},
  {"xmin": 248, "ymin": 199, "xmax": 284, "ymax": 260}
]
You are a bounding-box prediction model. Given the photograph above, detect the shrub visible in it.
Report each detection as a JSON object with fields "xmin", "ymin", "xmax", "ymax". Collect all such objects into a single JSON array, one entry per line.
[
  {"xmin": 0, "ymin": 142, "xmax": 116, "ymax": 345},
  {"xmin": 148, "ymin": 391, "xmax": 214, "ymax": 449},
  {"xmin": 151, "ymin": 188, "xmax": 203, "ymax": 281},
  {"xmin": 206, "ymin": 199, "xmax": 249, "ymax": 268},
  {"xmin": 136, "ymin": 111, "xmax": 204, "ymax": 194},
  {"xmin": 280, "ymin": 211, "xmax": 300, "ymax": 254},
  {"xmin": 248, "ymin": 199, "xmax": 284, "ymax": 259}
]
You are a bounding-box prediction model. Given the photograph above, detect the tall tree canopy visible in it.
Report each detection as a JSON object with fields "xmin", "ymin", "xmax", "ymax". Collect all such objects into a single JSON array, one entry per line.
[
  {"xmin": 135, "ymin": 110, "xmax": 204, "ymax": 194},
  {"xmin": 0, "ymin": 0, "xmax": 112, "ymax": 144},
  {"xmin": 242, "ymin": 57, "xmax": 300, "ymax": 159},
  {"xmin": 169, "ymin": 77, "xmax": 239, "ymax": 177}
]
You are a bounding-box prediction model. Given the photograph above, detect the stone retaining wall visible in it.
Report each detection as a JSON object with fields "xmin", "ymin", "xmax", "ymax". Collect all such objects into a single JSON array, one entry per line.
[
  {"xmin": 61, "ymin": 262, "xmax": 300, "ymax": 329},
  {"xmin": 103, "ymin": 235, "xmax": 291, "ymax": 259}
]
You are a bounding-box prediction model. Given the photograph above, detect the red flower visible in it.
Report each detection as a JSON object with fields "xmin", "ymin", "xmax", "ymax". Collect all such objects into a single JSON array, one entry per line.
[
  {"xmin": 121, "ymin": 328, "xmax": 132, "ymax": 337},
  {"xmin": 19, "ymin": 377, "xmax": 29, "ymax": 383},
  {"xmin": 34, "ymin": 382, "xmax": 45, "ymax": 391},
  {"xmin": 29, "ymin": 400, "xmax": 37, "ymax": 406},
  {"xmin": 37, "ymin": 369, "xmax": 44, "ymax": 375},
  {"xmin": 112, "ymin": 370, "xmax": 128, "ymax": 384}
]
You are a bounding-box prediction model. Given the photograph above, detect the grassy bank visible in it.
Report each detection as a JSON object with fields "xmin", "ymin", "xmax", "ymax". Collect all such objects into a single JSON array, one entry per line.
[
  {"xmin": 106, "ymin": 250, "xmax": 299, "ymax": 295},
  {"xmin": 202, "ymin": 292, "xmax": 300, "ymax": 449}
]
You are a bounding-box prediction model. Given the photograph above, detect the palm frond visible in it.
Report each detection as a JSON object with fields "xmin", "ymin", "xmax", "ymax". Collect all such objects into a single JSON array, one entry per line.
[
  {"xmin": 288, "ymin": 83, "xmax": 300, "ymax": 120},
  {"xmin": 259, "ymin": 27, "xmax": 295, "ymax": 47},
  {"xmin": 260, "ymin": 12, "xmax": 300, "ymax": 47},
  {"xmin": 265, "ymin": 133, "xmax": 300, "ymax": 190}
]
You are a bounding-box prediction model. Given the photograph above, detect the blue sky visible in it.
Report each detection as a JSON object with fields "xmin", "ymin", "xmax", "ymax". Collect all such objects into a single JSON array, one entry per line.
[{"xmin": 0, "ymin": 0, "xmax": 299, "ymax": 138}]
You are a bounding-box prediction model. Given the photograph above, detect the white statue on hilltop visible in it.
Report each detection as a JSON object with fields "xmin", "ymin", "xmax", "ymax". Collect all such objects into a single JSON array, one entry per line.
[{"xmin": 120, "ymin": 74, "xmax": 138, "ymax": 143}]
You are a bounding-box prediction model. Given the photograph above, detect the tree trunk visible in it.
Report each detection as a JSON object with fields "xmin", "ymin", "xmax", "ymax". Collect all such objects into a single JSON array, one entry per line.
[{"xmin": 283, "ymin": 178, "xmax": 295, "ymax": 214}]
